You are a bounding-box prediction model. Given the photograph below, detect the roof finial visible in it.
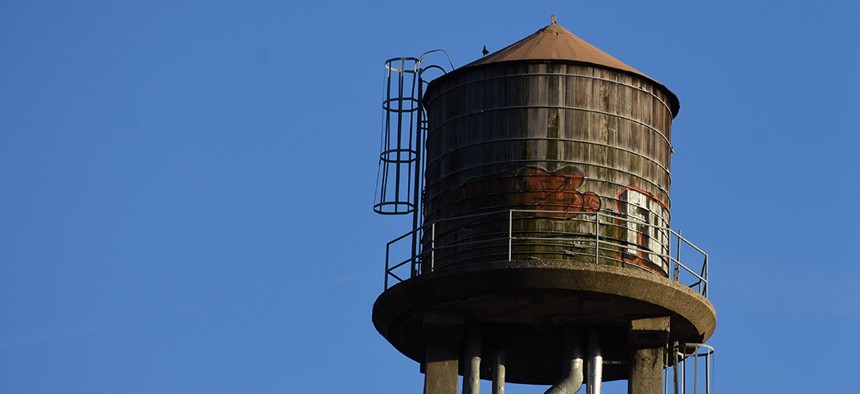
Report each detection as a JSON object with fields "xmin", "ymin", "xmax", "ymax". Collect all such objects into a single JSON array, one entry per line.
[{"xmin": 551, "ymin": 15, "xmax": 557, "ymax": 25}]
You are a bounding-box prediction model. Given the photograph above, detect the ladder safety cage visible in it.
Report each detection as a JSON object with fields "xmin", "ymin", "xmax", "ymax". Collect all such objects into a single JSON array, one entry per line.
[
  {"xmin": 374, "ymin": 51, "xmax": 454, "ymax": 217},
  {"xmin": 374, "ymin": 51, "xmax": 455, "ymax": 279},
  {"xmin": 375, "ymin": 57, "xmax": 421, "ymax": 215}
]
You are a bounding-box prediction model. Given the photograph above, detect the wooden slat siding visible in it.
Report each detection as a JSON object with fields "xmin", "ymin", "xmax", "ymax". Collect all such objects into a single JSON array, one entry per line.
[
  {"xmin": 424, "ymin": 68, "xmax": 672, "ymax": 206},
  {"xmin": 422, "ymin": 62, "xmax": 675, "ymax": 272},
  {"xmin": 424, "ymin": 67, "xmax": 668, "ymax": 200}
]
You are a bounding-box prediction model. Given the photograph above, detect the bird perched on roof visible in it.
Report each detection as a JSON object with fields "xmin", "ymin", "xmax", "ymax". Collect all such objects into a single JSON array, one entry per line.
[{"xmin": 482, "ymin": 45, "xmax": 489, "ymax": 57}]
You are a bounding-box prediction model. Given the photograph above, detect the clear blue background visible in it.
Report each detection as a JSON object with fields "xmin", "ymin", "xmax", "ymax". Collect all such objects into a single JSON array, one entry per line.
[{"xmin": 1, "ymin": 1, "xmax": 858, "ymax": 392}]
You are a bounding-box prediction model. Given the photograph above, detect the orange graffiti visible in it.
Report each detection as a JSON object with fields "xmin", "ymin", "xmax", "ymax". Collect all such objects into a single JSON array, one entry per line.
[{"xmin": 517, "ymin": 167, "xmax": 600, "ymax": 216}]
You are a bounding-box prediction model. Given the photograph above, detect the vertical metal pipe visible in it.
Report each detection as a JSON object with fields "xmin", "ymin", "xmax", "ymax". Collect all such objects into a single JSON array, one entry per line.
[
  {"xmin": 492, "ymin": 349, "xmax": 505, "ymax": 394},
  {"xmin": 705, "ymin": 350, "xmax": 711, "ymax": 394},
  {"xmin": 672, "ymin": 342, "xmax": 679, "ymax": 394},
  {"xmin": 463, "ymin": 325, "xmax": 482, "ymax": 394},
  {"xmin": 544, "ymin": 326, "xmax": 583, "ymax": 394},
  {"xmin": 681, "ymin": 348, "xmax": 686, "ymax": 394},
  {"xmin": 693, "ymin": 349, "xmax": 699, "ymax": 394},
  {"xmin": 508, "ymin": 210, "xmax": 513, "ymax": 261},
  {"xmin": 411, "ymin": 64, "xmax": 424, "ymax": 278},
  {"xmin": 586, "ymin": 328, "xmax": 602, "ymax": 394},
  {"xmin": 663, "ymin": 357, "xmax": 669, "ymax": 394}
]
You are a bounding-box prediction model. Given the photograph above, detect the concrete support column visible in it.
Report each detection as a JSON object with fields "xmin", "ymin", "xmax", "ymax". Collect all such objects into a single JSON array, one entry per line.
[
  {"xmin": 423, "ymin": 313, "xmax": 462, "ymax": 394},
  {"xmin": 629, "ymin": 347, "xmax": 664, "ymax": 394},
  {"xmin": 627, "ymin": 317, "xmax": 670, "ymax": 394}
]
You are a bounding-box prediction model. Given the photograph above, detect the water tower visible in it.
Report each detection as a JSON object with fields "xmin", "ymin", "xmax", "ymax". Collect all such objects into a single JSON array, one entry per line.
[{"xmin": 373, "ymin": 17, "xmax": 715, "ymax": 394}]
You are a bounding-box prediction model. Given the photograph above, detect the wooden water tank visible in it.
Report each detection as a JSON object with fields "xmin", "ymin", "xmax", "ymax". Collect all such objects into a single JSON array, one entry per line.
[{"xmin": 422, "ymin": 21, "xmax": 679, "ymax": 275}]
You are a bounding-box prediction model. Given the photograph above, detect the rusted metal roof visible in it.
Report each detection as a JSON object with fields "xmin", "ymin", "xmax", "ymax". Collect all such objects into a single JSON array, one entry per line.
[{"xmin": 457, "ymin": 19, "xmax": 680, "ymax": 116}]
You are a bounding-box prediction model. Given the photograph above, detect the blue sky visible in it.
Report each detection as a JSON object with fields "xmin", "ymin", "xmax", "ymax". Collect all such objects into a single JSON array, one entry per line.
[{"xmin": 1, "ymin": 1, "xmax": 858, "ymax": 392}]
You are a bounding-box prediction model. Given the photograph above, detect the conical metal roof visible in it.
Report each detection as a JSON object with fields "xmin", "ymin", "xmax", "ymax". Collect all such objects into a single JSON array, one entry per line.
[{"xmin": 455, "ymin": 19, "xmax": 680, "ymax": 116}]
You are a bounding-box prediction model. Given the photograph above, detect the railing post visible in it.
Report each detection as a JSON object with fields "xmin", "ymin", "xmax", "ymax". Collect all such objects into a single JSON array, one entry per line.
[
  {"xmin": 594, "ymin": 213, "xmax": 600, "ymax": 265},
  {"xmin": 703, "ymin": 254, "xmax": 709, "ymax": 298},
  {"xmin": 508, "ymin": 210, "xmax": 513, "ymax": 261},
  {"xmin": 413, "ymin": 226, "xmax": 419, "ymax": 278},
  {"xmin": 431, "ymin": 222, "xmax": 436, "ymax": 272},
  {"xmin": 385, "ymin": 243, "xmax": 390, "ymax": 290},
  {"xmin": 382, "ymin": 209, "xmax": 711, "ymax": 299},
  {"xmin": 674, "ymin": 230, "xmax": 681, "ymax": 282}
]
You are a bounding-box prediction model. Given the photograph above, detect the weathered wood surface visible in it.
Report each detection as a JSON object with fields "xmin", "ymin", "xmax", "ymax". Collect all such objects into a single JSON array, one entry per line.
[{"xmin": 422, "ymin": 62, "xmax": 675, "ymax": 273}]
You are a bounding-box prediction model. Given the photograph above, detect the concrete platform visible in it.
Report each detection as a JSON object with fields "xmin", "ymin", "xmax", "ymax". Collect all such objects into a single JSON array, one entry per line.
[{"xmin": 372, "ymin": 259, "xmax": 716, "ymax": 385}]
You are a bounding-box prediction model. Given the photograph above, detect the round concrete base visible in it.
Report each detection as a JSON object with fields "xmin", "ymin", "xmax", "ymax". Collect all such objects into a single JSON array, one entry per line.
[{"xmin": 372, "ymin": 260, "xmax": 716, "ymax": 384}]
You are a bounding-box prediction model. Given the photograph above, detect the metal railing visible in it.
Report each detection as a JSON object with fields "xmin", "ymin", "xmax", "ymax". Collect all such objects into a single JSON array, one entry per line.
[
  {"xmin": 665, "ymin": 343, "xmax": 714, "ymax": 394},
  {"xmin": 383, "ymin": 209, "xmax": 708, "ymax": 297}
]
